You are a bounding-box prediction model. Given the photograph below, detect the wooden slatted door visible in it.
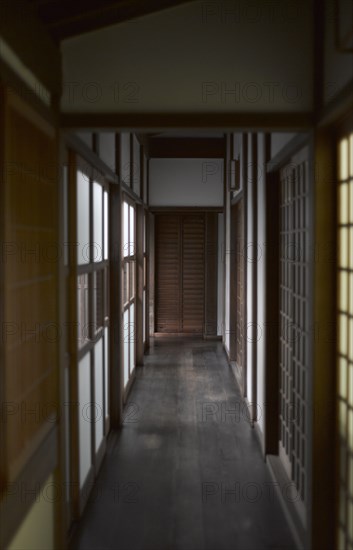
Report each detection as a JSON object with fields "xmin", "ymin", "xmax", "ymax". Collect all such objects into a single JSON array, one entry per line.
[{"xmin": 155, "ymin": 213, "xmax": 205, "ymax": 334}]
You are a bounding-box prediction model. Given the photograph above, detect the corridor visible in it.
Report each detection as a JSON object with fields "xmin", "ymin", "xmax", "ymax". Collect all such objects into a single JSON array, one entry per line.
[
  {"xmin": 1, "ymin": 1, "xmax": 352, "ymax": 548},
  {"xmin": 71, "ymin": 338, "xmax": 296, "ymax": 550}
]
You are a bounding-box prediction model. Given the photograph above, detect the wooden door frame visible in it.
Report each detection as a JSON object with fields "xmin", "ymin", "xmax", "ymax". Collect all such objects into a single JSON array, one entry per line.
[{"xmin": 153, "ymin": 210, "xmax": 219, "ymax": 336}]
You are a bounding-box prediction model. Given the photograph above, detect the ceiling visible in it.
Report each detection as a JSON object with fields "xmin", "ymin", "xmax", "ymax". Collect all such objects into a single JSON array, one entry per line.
[{"xmin": 26, "ymin": 0, "xmax": 196, "ymax": 42}]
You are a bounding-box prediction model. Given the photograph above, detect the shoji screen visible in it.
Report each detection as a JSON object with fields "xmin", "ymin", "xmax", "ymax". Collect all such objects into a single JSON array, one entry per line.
[
  {"xmin": 1, "ymin": 90, "xmax": 58, "ymax": 484},
  {"xmin": 73, "ymin": 159, "xmax": 110, "ymax": 511},
  {"xmin": 0, "ymin": 87, "xmax": 59, "ymax": 548},
  {"xmin": 337, "ymin": 130, "xmax": 353, "ymax": 550},
  {"xmin": 278, "ymin": 146, "xmax": 311, "ymax": 525}
]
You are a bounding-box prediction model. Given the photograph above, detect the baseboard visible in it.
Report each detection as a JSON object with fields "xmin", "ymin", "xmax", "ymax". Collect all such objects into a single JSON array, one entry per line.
[
  {"xmin": 253, "ymin": 421, "xmax": 265, "ymax": 458},
  {"xmin": 267, "ymin": 455, "xmax": 307, "ymax": 550}
]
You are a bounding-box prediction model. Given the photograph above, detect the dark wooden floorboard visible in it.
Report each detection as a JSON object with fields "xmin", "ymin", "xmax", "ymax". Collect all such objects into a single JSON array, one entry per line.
[{"xmin": 70, "ymin": 338, "xmax": 296, "ymax": 550}]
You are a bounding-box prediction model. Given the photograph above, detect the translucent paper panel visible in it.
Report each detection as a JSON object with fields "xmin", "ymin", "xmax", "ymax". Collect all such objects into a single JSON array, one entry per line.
[
  {"xmin": 93, "ymin": 182, "xmax": 103, "ymax": 262},
  {"xmin": 349, "ymin": 363, "xmax": 353, "ymax": 403},
  {"xmin": 339, "ymin": 314, "xmax": 348, "ymax": 355},
  {"xmin": 339, "ymin": 358, "xmax": 347, "ymax": 399},
  {"xmin": 104, "ymin": 191, "xmax": 108, "ymax": 260},
  {"xmin": 130, "ymin": 261, "xmax": 135, "ymax": 300},
  {"xmin": 123, "ymin": 309, "xmax": 129, "ymax": 387},
  {"xmin": 94, "ymin": 339, "xmax": 104, "ymax": 453},
  {"xmin": 104, "ymin": 327, "xmax": 109, "ymax": 420},
  {"xmin": 123, "ymin": 263, "xmax": 129, "ymax": 306},
  {"xmin": 123, "ymin": 201, "xmax": 129, "ymax": 257},
  {"xmin": 129, "ymin": 206, "xmax": 135, "ymax": 255},
  {"xmin": 130, "ymin": 303, "xmax": 135, "ymax": 375},
  {"xmin": 349, "ymin": 319, "xmax": 353, "ymax": 361},
  {"xmin": 340, "ymin": 138, "xmax": 348, "ymax": 181},
  {"xmin": 340, "ymin": 228, "xmax": 348, "ymax": 268},
  {"xmin": 94, "ymin": 270, "xmax": 104, "ymax": 331},
  {"xmin": 349, "ymin": 410, "xmax": 353, "ymax": 451},
  {"xmin": 77, "ymin": 274, "xmax": 89, "ymax": 349},
  {"xmin": 77, "ymin": 170, "xmax": 90, "ymax": 265},
  {"xmin": 78, "ymin": 353, "xmax": 91, "ymax": 488},
  {"xmin": 340, "ymin": 183, "xmax": 349, "ymax": 224},
  {"xmin": 339, "ymin": 271, "xmax": 348, "ymax": 312},
  {"xmin": 337, "ymin": 131, "xmax": 353, "ymax": 548},
  {"xmin": 340, "ymin": 402, "xmax": 347, "ymax": 436}
]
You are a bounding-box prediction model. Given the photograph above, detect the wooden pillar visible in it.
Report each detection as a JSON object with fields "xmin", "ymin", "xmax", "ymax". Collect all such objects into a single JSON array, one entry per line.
[
  {"xmin": 264, "ymin": 169, "xmax": 280, "ymax": 455},
  {"xmin": 109, "ymin": 183, "xmax": 123, "ymax": 428},
  {"xmin": 136, "ymin": 204, "xmax": 144, "ymax": 365},
  {"xmin": 311, "ymin": 127, "xmax": 336, "ymax": 550}
]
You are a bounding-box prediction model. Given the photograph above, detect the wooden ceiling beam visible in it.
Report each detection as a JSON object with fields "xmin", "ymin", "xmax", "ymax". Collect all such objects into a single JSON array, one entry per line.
[
  {"xmin": 60, "ymin": 112, "xmax": 314, "ymax": 132},
  {"xmin": 148, "ymin": 138, "xmax": 226, "ymax": 158}
]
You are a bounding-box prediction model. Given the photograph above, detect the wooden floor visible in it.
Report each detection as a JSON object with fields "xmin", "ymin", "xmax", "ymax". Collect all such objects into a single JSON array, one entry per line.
[{"xmin": 70, "ymin": 338, "xmax": 296, "ymax": 550}]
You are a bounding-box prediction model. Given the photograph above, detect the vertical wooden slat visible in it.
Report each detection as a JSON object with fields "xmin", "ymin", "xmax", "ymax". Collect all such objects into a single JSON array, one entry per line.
[
  {"xmin": 155, "ymin": 214, "xmax": 181, "ymax": 332},
  {"xmin": 68, "ymin": 150, "xmax": 80, "ymax": 518},
  {"xmin": 264, "ymin": 170, "xmax": 280, "ymax": 455},
  {"xmin": 136, "ymin": 204, "xmax": 144, "ymax": 365},
  {"xmin": 235, "ymin": 201, "xmax": 245, "ymax": 379},
  {"xmin": 0, "ymin": 86, "xmax": 61, "ymax": 546},
  {"xmin": 311, "ymin": 128, "xmax": 336, "ymax": 550},
  {"xmin": 109, "ymin": 183, "xmax": 123, "ymax": 427}
]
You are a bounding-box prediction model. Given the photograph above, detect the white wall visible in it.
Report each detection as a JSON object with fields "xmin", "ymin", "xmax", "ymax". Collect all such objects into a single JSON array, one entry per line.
[
  {"xmin": 271, "ymin": 132, "xmax": 296, "ymax": 158},
  {"xmin": 61, "ymin": 0, "xmax": 313, "ymax": 114},
  {"xmin": 149, "ymin": 158, "xmax": 223, "ymax": 207},
  {"xmin": 217, "ymin": 213, "xmax": 224, "ymax": 336},
  {"xmin": 224, "ymin": 143, "xmax": 231, "ymax": 352},
  {"xmin": 7, "ymin": 474, "xmax": 55, "ymax": 550},
  {"xmin": 246, "ymin": 133, "xmax": 254, "ymax": 402},
  {"xmin": 256, "ymin": 133, "xmax": 266, "ymax": 434},
  {"xmin": 99, "ymin": 132, "xmax": 116, "ymax": 172}
]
